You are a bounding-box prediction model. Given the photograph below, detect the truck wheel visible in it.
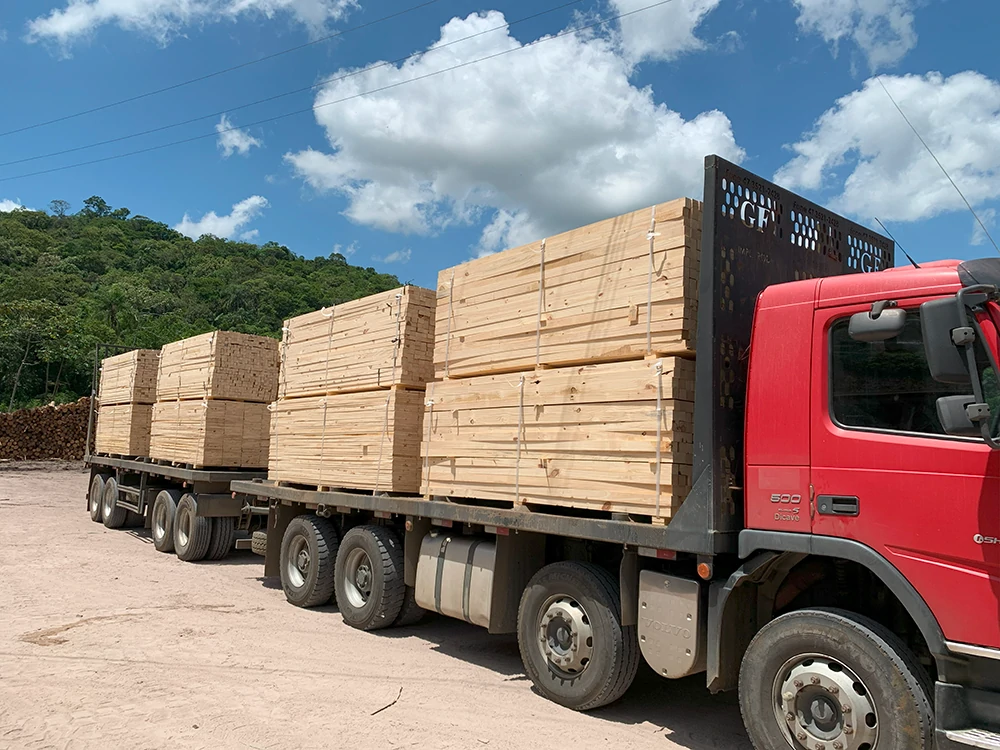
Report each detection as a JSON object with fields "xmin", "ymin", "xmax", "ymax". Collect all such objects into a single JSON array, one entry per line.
[
  {"xmin": 89, "ymin": 474, "xmax": 108, "ymax": 523},
  {"xmin": 280, "ymin": 515, "xmax": 338, "ymax": 607},
  {"xmin": 207, "ymin": 517, "xmax": 236, "ymax": 561},
  {"xmin": 101, "ymin": 477, "xmax": 128, "ymax": 529},
  {"xmin": 517, "ymin": 561, "xmax": 639, "ymax": 711},
  {"xmin": 335, "ymin": 525, "xmax": 405, "ymax": 630},
  {"xmin": 738, "ymin": 608, "xmax": 933, "ymax": 750},
  {"xmin": 151, "ymin": 490, "xmax": 180, "ymax": 553},
  {"xmin": 174, "ymin": 493, "xmax": 211, "ymax": 562},
  {"xmin": 251, "ymin": 530, "xmax": 267, "ymax": 556},
  {"xmin": 393, "ymin": 585, "xmax": 425, "ymax": 627}
]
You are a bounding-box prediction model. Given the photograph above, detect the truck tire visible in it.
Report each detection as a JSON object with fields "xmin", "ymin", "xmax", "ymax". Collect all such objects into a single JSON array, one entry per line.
[
  {"xmin": 393, "ymin": 585, "xmax": 426, "ymax": 627},
  {"xmin": 738, "ymin": 607, "xmax": 934, "ymax": 750},
  {"xmin": 89, "ymin": 473, "xmax": 108, "ymax": 523},
  {"xmin": 280, "ymin": 515, "xmax": 338, "ymax": 607},
  {"xmin": 335, "ymin": 525, "xmax": 405, "ymax": 631},
  {"xmin": 207, "ymin": 517, "xmax": 236, "ymax": 561},
  {"xmin": 151, "ymin": 490, "xmax": 180, "ymax": 553},
  {"xmin": 174, "ymin": 493, "xmax": 211, "ymax": 562},
  {"xmin": 517, "ymin": 561, "xmax": 639, "ymax": 711},
  {"xmin": 101, "ymin": 477, "xmax": 128, "ymax": 529},
  {"xmin": 251, "ymin": 530, "xmax": 267, "ymax": 556}
]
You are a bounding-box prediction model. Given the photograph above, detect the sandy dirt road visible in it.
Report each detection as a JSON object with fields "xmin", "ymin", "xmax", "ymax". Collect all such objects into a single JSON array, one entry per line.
[{"xmin": 0, "ymin": 467, "xmax": 752, "ymax": 750}]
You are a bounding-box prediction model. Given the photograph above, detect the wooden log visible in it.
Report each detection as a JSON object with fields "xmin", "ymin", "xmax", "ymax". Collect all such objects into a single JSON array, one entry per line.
[
  {"xmin": 98, "ymin": 349, "xmax": 159, "ymax": 405},
  {"xmin": 435, "ymin": 199, "xmax": 701, "ymax": 378},
  {"xmin": 94, "ymin": 403, "xmax": 152, "ymax": 456},
  {"xmin": 149, "ymin": 399, "xmax": 270, "ymax": 468},
  {"xmin": 268, "ymin": 388, "xmax": 425, "ymax": 493},
  {"xmin": 157, "ymin": 331, "xmax": 280, "ymax": 403},
  {"xmin": 421, "ymin": 358, "xmax": 695, "ymax": 522},
  {"xmin": 0, "ymin": 398, "xmax": 91, "ymax": 461},
  {"xmin": 279, "ymin": 286, "xmax": 436, "ymax": 399}
]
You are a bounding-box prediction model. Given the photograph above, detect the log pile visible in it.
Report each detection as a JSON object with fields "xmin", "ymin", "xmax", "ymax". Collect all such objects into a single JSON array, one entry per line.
[
  {"xmin": 95, "ymin": 349, "xmax": 159, "ymax": 457},
  {"xmin": 0, "ymin": 398, "xmax": 91, "ymax": 461},
  {"xmin": 422, "ymin": 199, "xmax": 702, "ymax": 523},
  {"xmin": 150, "ymin": 331, "xmax": 279, "ymax": 468},
  {"xmin": 268, "ymin": 286, "xmax": 435, "ymax": 492}
]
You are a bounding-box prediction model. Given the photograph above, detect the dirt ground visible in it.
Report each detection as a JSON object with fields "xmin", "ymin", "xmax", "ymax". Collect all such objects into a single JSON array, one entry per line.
[{"xmin": 0, "ymin": 467, "xmax": 752, "ymax": 750}]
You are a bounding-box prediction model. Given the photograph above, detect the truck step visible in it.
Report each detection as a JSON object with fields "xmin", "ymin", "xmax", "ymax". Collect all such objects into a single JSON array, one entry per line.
[{"xmin": 947, "ymin": 729, "xmax": 1000, "ymax": 749}]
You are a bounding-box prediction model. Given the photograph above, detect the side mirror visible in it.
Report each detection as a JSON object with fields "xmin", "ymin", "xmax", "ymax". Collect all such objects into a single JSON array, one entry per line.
[
  {"xmin": 921, "ymin": 297, "xmax": 971, "ymax": 385},
  {"xmin": 936, "ymin": 395, "xmax": 985, "ymax": 437},
  {"xmin": 849, "ymin": 306, "xmax": 906, "ymax": 342}
]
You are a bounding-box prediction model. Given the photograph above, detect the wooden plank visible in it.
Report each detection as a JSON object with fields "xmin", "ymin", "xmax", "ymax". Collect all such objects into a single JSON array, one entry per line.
[
  {"xmin": 156, "ymin": 331, "xmax": 280, "ymax": 403},
  {"xmin": 421, "ymin": 359, "xmax": 695, "ymax": 522},
  {"xmin": 98, "ymin": 350, "xmax": 159, "ymax": 406},
  {"xmin": 268, "ymin": 389, "xmax": 426, "ymax": 493},
  {"xmin": 149, "ymin": 400, "xmax": 270, "ymax": 468},
  {"xmin": 435, "ymin": 199, "xmax": 701, "ymax": 377},
  {"xmin": 94, "ymin": 403, "xmax": 152, "ymax": 456},
  {"xmin": 279, "ymin": 286, "xmax": 436, "ymax": 399}
]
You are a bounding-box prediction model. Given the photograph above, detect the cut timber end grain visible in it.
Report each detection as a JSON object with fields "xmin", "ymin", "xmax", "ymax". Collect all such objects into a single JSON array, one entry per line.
[
  {"xmin": 421, "ymin": 358, "xmax": 695, "ymax": 522},
  {"xmin": 268, "ymin": 389, "xmax": 425, "ymax": 494},
  {"xmin": 98, "ymin": 349, "xmax": 159, "ymax": 406},
  {"xmin": 149, "ymin": 400, "xmax": 270, "ymax": 468},
  {"xmin": 279, "ymin": 285, "xmax": 436, "ymax": 399},
  {"xmin": 434, "ymin": 198, "xmax": 701, "ymax": 378},
  {"xmin": 94, "ymin": 403, "xmax": 152, "ymax": 456},
  {"xmin": 156, "ymin": 331, "xmax": 280, "ymax": 403}
]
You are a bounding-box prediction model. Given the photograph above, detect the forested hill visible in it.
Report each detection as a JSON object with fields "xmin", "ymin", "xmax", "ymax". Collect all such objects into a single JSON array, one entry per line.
[{"xmin": 0, "ymin": 197, "xmax": 401, "ymax": 411}]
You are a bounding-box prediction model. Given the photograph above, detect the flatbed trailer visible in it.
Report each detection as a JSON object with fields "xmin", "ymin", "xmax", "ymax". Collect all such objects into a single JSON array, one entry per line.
[{"xmin": 86, "ymin": 453, "xmax": 270, "ymax": 560}]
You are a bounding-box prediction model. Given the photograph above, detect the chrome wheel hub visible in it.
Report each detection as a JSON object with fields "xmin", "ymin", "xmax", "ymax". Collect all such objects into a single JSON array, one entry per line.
[
  {"xmin": 285, "ymin": 536, "xmax": 310, "ymax": 588},
  {"xmin": 537, "ymin": 596, "xmax": 594, "ymax": 676},
  {"xmin": 343, "ymin": 548, "xmax": 374, "ymax": 608},
  {"xmin": 773, "ymin": 654, "xmax": 879, "ymax": 750}
]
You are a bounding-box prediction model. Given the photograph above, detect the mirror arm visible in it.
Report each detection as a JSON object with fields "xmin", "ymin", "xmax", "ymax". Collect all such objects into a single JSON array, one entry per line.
[{"xmin": 955, "ymin": 286, "xmax": 1000, "ymax": 449}]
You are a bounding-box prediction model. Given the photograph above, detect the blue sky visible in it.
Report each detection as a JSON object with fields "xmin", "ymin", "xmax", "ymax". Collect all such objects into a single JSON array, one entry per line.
[{"xmin": 0, "ymin": 0, "xmax": 998, "ymax": 288}]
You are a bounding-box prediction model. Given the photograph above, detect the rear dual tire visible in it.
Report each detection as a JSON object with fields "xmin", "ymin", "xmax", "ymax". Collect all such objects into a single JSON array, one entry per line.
[
  {"xmin": 174, "ymin": 493, "xmax": 212, "ymax": 562},
  {"xmin": 89, "ymin": 473, "xmax": 109, "ymax": 523},
  {"xmin": 101, "ymin": 477, "xmax": 129, "ymax": 529},
  {"xmin": 335, "ymin": 525, "xmax": 406, "ymax": 631},
  {"xmin": 280, "ymin": 515, "xmax": 339, "ymax": 607},
  {"xmin": 152, "ymin": 490, "xmax": 180, "ymax": 552}
]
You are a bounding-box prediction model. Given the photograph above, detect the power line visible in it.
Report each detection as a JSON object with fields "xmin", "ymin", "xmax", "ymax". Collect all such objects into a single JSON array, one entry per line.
[
  {"xmin": 0, "ymin": 0, "xmax": 587, "ymax": 169},
  {"xmin": 875, "ymin": 75, "xmax": 1000, "ymax": 255},
  {"xmin": 0, "ymin": 0, "xmax": 444, "ymax": 140},
  {"xmin": 0, "ymin": 0, "xmax": 667, "ymax": 184}
]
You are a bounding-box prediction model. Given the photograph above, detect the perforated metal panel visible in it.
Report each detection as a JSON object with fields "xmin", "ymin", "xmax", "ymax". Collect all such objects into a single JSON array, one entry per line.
[{"xmin": 663, "ymin": 156, "xmax": 895, "ymax": 555}]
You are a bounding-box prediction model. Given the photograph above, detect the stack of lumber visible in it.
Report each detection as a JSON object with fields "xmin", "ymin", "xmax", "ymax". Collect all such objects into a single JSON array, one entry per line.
[
  {"xmin": 422, "ymin": 198, "xmax": 701, "ymax": 523},
  {"xmin": 268, "ymin": 286, "xmax": 435, "ymax": 492},
  {"xmin": 150, "ymin": 400, "xmax": 269, "ymax": 468},
  {"xmin": 435, "ymin": 199, "xmax": 700, "ymax": 378},
  {"xmin": 0, "ymin": 398, "xmax": 90, "ymax": 461},
  {"xmin": 268, "ymin": 390, "xmax": 425, "ymax": 492},
  {"xmin": 150, "ymin": 331, "xmax": 279, "ymax": 468},
  {"xmin": 279, "ymin": 286, "xmax": 435, "ymax": 398},
  {"xmin": 156, "ymin": 331, "xmax": 279, "ymax": 403},
  {"xmin": 95, "ymin": 349, "xmax": 159, "ymax": 456}
]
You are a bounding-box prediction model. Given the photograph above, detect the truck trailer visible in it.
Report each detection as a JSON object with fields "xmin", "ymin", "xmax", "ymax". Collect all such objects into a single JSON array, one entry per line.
[{"xmin": 225, "ymin": 155, "xmax": 995, "ymax": 748}]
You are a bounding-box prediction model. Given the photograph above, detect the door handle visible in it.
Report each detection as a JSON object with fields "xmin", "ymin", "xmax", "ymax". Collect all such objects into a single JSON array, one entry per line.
[{"xmin": 817, "ymin": 495, "xmax": 859, "ymax": 517}]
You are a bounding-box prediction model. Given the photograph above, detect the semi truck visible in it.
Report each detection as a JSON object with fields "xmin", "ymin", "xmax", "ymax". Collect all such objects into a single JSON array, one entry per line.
[{"xmin": 85, "ymin": 154, "xmax": 998, "ymax": 748}]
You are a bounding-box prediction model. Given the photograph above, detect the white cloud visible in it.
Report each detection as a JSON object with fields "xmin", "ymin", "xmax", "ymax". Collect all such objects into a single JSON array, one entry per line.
[
  {"xmin": 174, "ymin": 195, "xmax": 269, "ymax": 239},
  {"xmin": 0, "ymin": 28, "xmax": 8, "ymax": 43},
  {"xmin": 216, "ymin": 114, "xmax": 262, "ymax": 158},
  {"xmin": 0, "ymin": 199, "xmax": 24, "ymax": 212},
  {"xmin": 26, "ymin": 0, "xmax": 355, "ymax": 46},
  {"xmin": 285, "ymin": 11, "xmax": 743, "ymax": 253},
  {"xmin": 775, "ymin": 72, "xmax": 1000, "ymax": 223},
  {"xmin": 972, "ymin": 209, "xmax": 997, "ymax": 247},
  {"xmin": 611, "ymin": 0, "xmax": 722, "ymax": 64},
  {"xmin": 792, "ymin": 0, "xmax": 917, "ymax": 70},
  {"xmin": 333, "ymin": 241, "xmax": 358, "ymax": 257},
  {"xmin": 239, "ymin": 228, "xmax": 260, "ymax": 241},
  {"xmin": 373, "ymin": 248, "xmax": 412, "ymax": 264}
]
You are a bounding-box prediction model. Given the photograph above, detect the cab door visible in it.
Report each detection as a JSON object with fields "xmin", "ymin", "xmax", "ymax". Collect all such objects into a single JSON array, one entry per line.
[{"xmin": 810, "ymin": 299, "xmax": 1000, "ymax": 648}]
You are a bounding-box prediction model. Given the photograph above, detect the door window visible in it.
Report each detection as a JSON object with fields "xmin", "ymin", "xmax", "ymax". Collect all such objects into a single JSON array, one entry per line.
[{"xmin": 830, "ymin": 311, "xmax": 999, "ymax": 437}]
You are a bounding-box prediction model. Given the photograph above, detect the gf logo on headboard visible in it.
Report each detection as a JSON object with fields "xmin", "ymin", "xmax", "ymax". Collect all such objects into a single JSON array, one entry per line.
[{"xmin": 740, "ymin": 200, "xmax": 775, "ymax": 233}]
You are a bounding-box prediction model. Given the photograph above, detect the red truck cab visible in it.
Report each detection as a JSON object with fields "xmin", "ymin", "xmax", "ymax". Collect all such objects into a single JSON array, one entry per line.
[{"xmin": 738, "ymin": 258, "xmax": 1000, "ymax": 748}]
